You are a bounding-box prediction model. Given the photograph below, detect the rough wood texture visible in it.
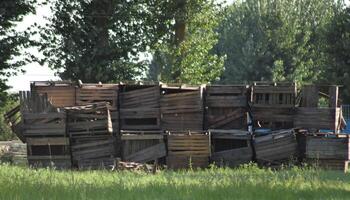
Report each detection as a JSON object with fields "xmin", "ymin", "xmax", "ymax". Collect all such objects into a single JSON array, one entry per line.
[
  {"xmin": 124, "ymin": 143, "xmax": 166, "ymax": 163},
  {"xmin": 210, "ymin": 129, "xmax": 252, "ymax": 167},
  {"xmin": 70, "ymin": 136, "xmax": 116, "ymax": 169},
  {"xmin": 120, "ymin": 108, "xmax": 160, "ymax": 130},
  {"xmin": 294, "ymin": 108, "xmax": 340, "ymax": 131},
  {"xmin": 22, "ymin": 112, "xmax": 66, "ymax": 137},
  {"xmin": 76, "ymin": 84, "xmax": 118, "ymax": 109},
  {"xmin": 66, "ymin": 103, "xmax": 113, "ymax": 136},
  {"xmin": 161, "ymin": 90, "xmax": 203, "ymax": 131},
  {"xmin": 255, "ymin": 129, "xmax": 297, "ymax": 164},
  {"xmin": 252, "ymin": 82, "xmax": 296, "ymax": 108},
  {"xmin": 32, "ymin": 82, "xmax": 76, "ymax": 107},
  {"xmin": 167, "ymin": 132, "xmax": 210, "ymax": 169},
  {"xmin": 306, "ymin": 136, "xmax": 350, "ymax": 160},
  {"xmin": 119, "ymin": 86, "xmax": 160, "ymax": 130},
  {"xmin": 121, "ymin": 132, "xmax": 164, "ymax": 162},
  {"xmin": 120, "ymin": 86, "xmax": 160, "ymax": 108},
  {"xmin": 27, "ymin": 137, "xmax": 71, "ymax": 169},
  {"xmin": 205, "ymin": 85, "xmax": 248, "ymax": 130},
  {"xmin": 301, "ymin": 85, "xmax": 318, "ymax": 107},
  {"xmin": 252, "ymin": 107, "xmax": 295, "ymax": 128}
]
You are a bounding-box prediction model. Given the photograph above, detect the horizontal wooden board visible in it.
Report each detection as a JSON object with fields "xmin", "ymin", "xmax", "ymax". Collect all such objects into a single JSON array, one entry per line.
[
  {"xmin": 306, "ymin": 137, "xmax": 350, "ymax": 160},
  {"xmin": 294, "ymin": 108, "xmax": 340, "ymax": 130}
]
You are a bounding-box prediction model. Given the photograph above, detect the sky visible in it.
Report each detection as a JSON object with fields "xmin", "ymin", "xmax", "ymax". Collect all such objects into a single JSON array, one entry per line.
[{"xmin": 6, "ymin": 0, "xmax": 348, "ymax": 92}]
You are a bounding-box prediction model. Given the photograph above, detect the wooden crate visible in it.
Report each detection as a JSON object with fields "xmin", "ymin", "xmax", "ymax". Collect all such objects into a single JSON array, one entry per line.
[
  {"xmin": 306, "ymin": 136, "xmax": 350, "ymax": 160},
  {"xmin": 255, "ymin": 129, "xmax": 298, "ymax": 164},
  {"xmin": 205, "ymin": 85, "xmax": 248, "ymax": 129},
  {"xmin": 70, "ymin": 136, "xmax": 116, "ymax": 169},
  {"xmin": 166, "ymin": 132, "xmax": 210, "ymax": 169},
  {"xmin": 120, "ymin": 86, "xmax": 160, "ymax": 109},
  {"xmin": 76, "ymin": 84, "xmax": 119, "ymax": 109},
  {"xmin": 27, "ymin": 137, "xmax": 71, "ymax": 169},
  {"xmin": 251, "ymin": 82, "xmax": 296, "ymax": 130},
  {"xmin": 210, "ymin": 129, "xmax": 252, "ymax": 167},
  {"xmin": 119, "ymin": 86, "xmax": 160, "ymax": 130},
  {"xmin": 252, "ymin": 107, "xmax": 295, "ymax": 129},
  {"xmin": 121, "ymin": 131, "xmax": 165, "ymax": 163},
  {"xmin": 161, "ymin": 90, "xmax": 203, "ymax": 131},
  {"xmin": 251, "ymin": 82, "xmax": 296, "ymax": 108},
  {"xmin": 32, "ymin": 81, "xmax": 76, "ymax": 107},
  {"xmin": 294, "ymin": 108, "xmax": 341, "ymax": 131},
  {"xmin": 22, "ymin": 112, "xmax": 66, "ymax": 137},
  {"xmin": 66, "ymin": 103, "xmax": 113, "ymax": 137}
]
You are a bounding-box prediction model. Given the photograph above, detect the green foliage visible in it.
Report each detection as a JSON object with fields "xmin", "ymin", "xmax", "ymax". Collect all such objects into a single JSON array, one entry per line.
[
  {"xmin": 0, "ymin": 0, "xmax": 36, "ymax": 104},
  {"xmin": 0, "ymin": 97, "xmax": 18, "ymax": 141},
  {"xmin": 0, "ymin": 164, "xmax": 350, "ymax": 199},
  {"xmin": 38, "ymin": 0, "xmax": 172, "ymax": 82},
  {"xmin": 216, "ymin": 0, "xmax": 340, "ymax": 85},
  {"xmin": 322, "ymin": 7, "xmax": 350, "ymax": 103},
  {"xmin": 147, "ymin": 1, "xmax": 225, "ymax": 84}
]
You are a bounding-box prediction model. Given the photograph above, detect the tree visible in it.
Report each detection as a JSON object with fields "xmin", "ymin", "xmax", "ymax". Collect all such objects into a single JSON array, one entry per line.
[
  {"xmin": 0, "ymin": 0, "xmax": 36, "ymax": 106},
  {"xmin": 323, "ymin": 7, "xmax": 350, "ymax": 103},
  {"xmin": 215, "ymin": 0, "xmax": 340, "ymax": 85},
  {"xmin": 147, "ymin": 0, "xmax": 225, "ymax": 84},
  {"xmin": 38, "ymin": 0, "xmax": 172, "ymax": 83}
]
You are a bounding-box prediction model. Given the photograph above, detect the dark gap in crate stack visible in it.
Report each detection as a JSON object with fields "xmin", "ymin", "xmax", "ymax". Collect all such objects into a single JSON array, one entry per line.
[{"xmin": 210, "ymin": 129, "xmax": 252, "ymax": 167}]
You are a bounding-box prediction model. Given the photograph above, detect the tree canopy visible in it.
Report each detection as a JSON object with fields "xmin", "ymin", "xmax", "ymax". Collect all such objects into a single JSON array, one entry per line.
[
  {"xmin": 215, "ymin": 0, "xmax": 342, "ymax": 85},
  {"xmin": 147, "ymin": 0, "xmax": 225, "ymax": 84},
  {"xmin": 0, "ymin": 0, "xmax": 36, "ymax": 106},
  {"xmin": 38, "ymin": 0, "xmax": 174, "ymax": 83}
]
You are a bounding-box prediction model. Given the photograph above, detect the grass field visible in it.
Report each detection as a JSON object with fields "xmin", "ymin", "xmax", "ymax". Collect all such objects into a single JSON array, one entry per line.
[{"xmin": 0, "ymin": 164, "xmax": 349, "ymax": 200}]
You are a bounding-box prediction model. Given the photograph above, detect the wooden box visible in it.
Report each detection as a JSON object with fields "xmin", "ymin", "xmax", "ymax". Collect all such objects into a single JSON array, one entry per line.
[
  {"xmin": 255, "ymin": 129, "xmax": 298, "ymax": 164},
  {"xmin": 120, "ymin": 86, "xmax": 161, "ymax": 130},
  {"xmin": 70, "ymin": 136, "xmax": 116, "ymax": 169},
  {"xmin": 76, "ymin": 84, "xmax": 119, "ymax": 109},
  {"xmin": 22, "ymin": 112, "xmax": 66, "ymax": 137},
  {"xmin": 306, "ymin": 136, "xmax": 350, "ymax": 160},
  {"xmin": 66, "ymin": 103, "xmax": 113, "ymax": 137},
  {"xmin": 32, "ymin": 81, "xmax": 76, "ymax": 107},
  {"xmin": 166, "ymin": 132, "xmax": 210, "ymax": 169},
  {"xmin": 27, "ymin": 137, "xmax": 71, "ymax": 169},
  {"xmin": 161, "ymin": 90, "xmax": 203, "ymax": 131},
  {"xmin": 121, "ymin": 131, "xmax": 165, "ymax": 163},
  {"xmin": 294, "ymin": 108, "xmax": 341, "ymax": 131},
  {"xmin": 205, "ymin": 85, "xmax": 248, "ymax": 129},
  {"xmin": 210, "ymin": 129, "xmax": 252, "ymax": 167}
]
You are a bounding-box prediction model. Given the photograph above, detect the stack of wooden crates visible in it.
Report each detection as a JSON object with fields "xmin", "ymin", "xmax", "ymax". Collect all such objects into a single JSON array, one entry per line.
[
  {"xmin": 119, "ymin": 85, "xmax": 166, "ymax": 164},
  {"xmin": 20, "ymin": 90, "xmax": 71, "ymax": 169}
]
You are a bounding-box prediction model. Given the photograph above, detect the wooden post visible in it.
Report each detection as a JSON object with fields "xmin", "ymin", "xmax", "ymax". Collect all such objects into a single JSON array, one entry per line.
[{"xmin": 329, "ymin": 86, "xmax": 339, "ymax": 108}]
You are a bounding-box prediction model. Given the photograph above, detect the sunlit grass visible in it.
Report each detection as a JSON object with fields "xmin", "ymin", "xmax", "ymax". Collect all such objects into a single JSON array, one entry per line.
[{"xmin": 0, "ymin": 163, "xmax": 349, "ymax": 200}]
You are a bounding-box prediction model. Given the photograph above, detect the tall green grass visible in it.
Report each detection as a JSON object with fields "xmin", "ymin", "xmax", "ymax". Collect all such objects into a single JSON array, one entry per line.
[{"xmin": 0, "ymin": 164, "xmax": 349, "ymax": 200}]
